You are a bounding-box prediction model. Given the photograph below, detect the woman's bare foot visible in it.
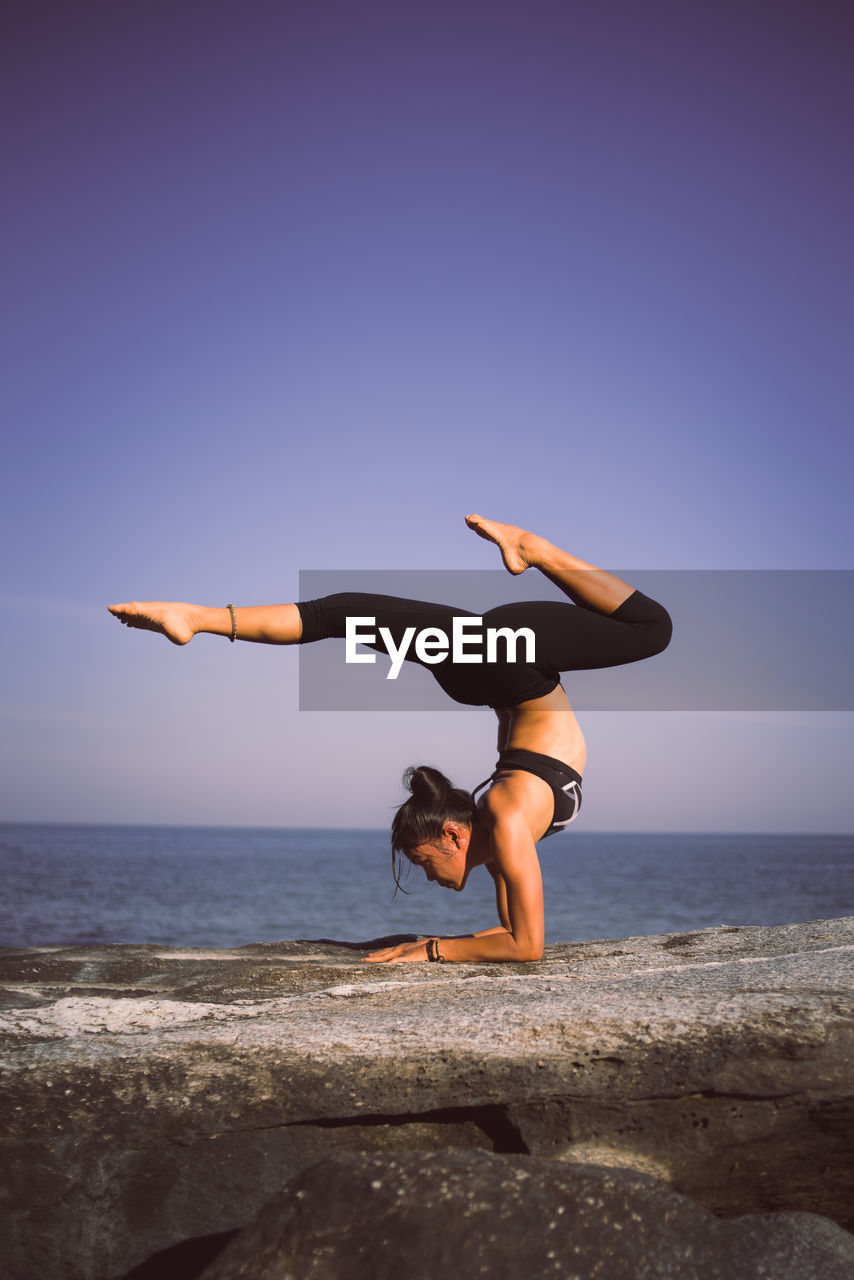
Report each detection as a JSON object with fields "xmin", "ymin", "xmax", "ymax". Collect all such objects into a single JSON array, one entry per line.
[
  {"xmin": 108, "ymin": 602, "xmax": 198, "ymax": 646},
  {"xmin": 464, "ymin": 514, "xmax": 541, "ymax": 575}
]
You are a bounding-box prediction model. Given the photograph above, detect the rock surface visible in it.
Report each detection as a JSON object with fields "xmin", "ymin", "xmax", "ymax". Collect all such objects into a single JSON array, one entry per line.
[
  {"xmin": 0, "ymin": 917, "xmax": 852, "ymax": 1280},
  {"xmin": 199, "ymin": 1150, "xmax": 854, "ymax": 1280}
]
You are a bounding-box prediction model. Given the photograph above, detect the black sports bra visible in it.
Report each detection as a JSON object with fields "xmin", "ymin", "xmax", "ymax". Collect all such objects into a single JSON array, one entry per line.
[{"xmin": 472, "ymin": 747, "xmax": 582, "ymax": 839}]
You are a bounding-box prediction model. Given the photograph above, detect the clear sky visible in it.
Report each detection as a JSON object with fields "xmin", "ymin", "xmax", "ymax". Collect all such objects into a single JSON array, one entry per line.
[{"xmin": 2, "ymin": 0, "xmax": 852, "ymax": 831}]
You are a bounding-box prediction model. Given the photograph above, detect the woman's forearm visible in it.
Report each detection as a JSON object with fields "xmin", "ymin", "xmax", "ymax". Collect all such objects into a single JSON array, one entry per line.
[
  {"xmin": 434, "ymin": 930, "xmax": 542, "ymax": 963},
  {"xmin": 362, "ymin": 926, "xmax": 542, "ymax": 965}
]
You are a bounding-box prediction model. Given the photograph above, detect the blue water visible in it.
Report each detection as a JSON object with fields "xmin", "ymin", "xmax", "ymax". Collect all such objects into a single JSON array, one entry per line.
[{"xmin": 0, "ymin": 825, "xmax": 852, "ymax": 949}]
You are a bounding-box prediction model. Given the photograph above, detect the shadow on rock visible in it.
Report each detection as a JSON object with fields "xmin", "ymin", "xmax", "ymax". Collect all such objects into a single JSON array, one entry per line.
[
  {"xmin": 118, "ymin": 1229, "xmax": 241, "ymax": 1280},
  {"xmin": 295, "ymin": 934, "xmax": 421, "ymax": 950}
]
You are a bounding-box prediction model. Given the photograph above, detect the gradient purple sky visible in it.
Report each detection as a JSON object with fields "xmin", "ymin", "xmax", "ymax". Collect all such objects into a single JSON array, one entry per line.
[{"xmin": 2, "ymin": 0, "xmax": 852, "ymax": 830}]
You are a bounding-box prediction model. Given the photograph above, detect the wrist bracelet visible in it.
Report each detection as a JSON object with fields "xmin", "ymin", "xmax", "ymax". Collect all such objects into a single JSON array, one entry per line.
[
  {"xmin": 426, "ymin": 937, "xmax": 445, "ymax": 963},
  {"xmin": 227, "ymin": 603, "xmax": 237, "ymax": 642}
]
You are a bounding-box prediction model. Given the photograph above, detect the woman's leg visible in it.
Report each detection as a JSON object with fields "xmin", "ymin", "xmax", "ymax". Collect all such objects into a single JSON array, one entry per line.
[
  {"xmin": 296, "ymin": 593, "xmax": 471, "ymax": 647},
  {"xmin": 108, "ymin": 601, "xmax": 303, "ymax": 646},
  {"xmin": 465, "ymin": 514, "xmax": 635, "ymax": 614},
  {"xmin": 108, "ymin": 593, "xmax": 465, "ymax": 650},
  {"xmin": 468, "ymin": 514, "xmax": 672, "ymax": 671}
]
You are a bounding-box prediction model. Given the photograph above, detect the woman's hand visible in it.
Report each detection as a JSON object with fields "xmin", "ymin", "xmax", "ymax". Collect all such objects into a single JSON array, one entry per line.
[{"xmin": 362, "ymin": 938, "xmax": 430, "ymax": 963}]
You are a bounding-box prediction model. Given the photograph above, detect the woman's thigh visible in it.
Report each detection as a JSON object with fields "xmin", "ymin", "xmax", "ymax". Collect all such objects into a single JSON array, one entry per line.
[{"xmin": 298, "ymin": 593, "xmax": 475, "ymax": 648}]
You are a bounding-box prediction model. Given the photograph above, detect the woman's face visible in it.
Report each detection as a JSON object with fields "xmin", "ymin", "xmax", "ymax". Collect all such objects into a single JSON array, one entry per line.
[{"xmin": 407, "ymin": 823, "xmax": 471, "ymax": 891}]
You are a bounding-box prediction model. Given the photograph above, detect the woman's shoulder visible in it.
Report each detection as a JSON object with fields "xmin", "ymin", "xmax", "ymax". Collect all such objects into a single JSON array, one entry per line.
[{"xmin": 480, "ymin": 770, "xmax": 554, "ymax": 836}]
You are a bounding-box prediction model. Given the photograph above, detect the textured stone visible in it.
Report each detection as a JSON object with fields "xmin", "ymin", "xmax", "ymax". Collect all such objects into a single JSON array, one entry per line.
[
  {"xmin": 198, "ymin": 1150, "xmax": 854, "ymax": 1280},
  {"xmin": 0, "ymin": 918, "xmax": 852, "ymax": 1279}
]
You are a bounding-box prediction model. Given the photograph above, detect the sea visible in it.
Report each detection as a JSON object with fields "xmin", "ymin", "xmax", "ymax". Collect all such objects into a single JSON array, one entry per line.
[{"xmin": 0, "ymin": 825, "xmax": 852, "ymax": 950}]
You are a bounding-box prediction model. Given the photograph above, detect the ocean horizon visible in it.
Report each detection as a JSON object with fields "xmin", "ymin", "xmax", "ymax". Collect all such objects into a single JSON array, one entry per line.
[{"xmin": 1, "ymin": 823, "xmax": 852, "ymax": 951}]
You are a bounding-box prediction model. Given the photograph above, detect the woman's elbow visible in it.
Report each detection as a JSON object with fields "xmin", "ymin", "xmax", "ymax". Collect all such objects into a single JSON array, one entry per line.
[{"xmin": 515, "ymin": 940, "xmax": 544, "ymax": 962}]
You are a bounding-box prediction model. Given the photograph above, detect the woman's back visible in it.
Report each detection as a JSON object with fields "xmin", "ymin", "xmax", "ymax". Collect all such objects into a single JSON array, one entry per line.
[{"xmin": 501, "ymin": 686, "xmax": 587, "ymax": 776}]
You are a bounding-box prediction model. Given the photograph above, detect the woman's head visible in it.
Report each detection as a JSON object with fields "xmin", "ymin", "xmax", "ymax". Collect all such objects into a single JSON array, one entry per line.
[{"xmin": 391, "ymin": 765, "xmax": 476, "ymax": 891}]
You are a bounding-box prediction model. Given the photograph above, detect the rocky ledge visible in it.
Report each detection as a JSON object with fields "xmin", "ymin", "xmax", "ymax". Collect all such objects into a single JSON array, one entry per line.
[{"xmin": 0, "ymin": 918, "xmax": 852, "ymax": 1280}]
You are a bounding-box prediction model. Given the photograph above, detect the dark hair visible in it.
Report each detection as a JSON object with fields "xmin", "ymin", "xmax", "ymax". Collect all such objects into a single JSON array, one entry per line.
[{"xmin": 390, "ymin": 765, "xmax": 476, "ymax": 891}]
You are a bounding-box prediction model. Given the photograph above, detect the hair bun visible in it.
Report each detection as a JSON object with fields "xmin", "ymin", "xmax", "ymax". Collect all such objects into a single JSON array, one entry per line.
[{"xmin": 404, "ymin": 765, "xmax": 449, "ymax": 804}]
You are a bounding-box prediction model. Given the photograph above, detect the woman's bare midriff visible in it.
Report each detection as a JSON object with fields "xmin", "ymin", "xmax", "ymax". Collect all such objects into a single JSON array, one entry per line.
[{"xmin": 500, "ymin": 684, "xmax": 587, "ymax": 775}]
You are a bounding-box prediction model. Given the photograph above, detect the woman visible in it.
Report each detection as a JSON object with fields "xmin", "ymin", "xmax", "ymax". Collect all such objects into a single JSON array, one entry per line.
[{"xmin": 109, "ymin": 515, "xmax": 671, "ymax": 964}]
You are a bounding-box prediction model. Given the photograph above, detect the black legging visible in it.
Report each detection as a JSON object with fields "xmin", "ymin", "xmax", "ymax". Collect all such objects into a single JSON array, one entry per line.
[{"xmin": 297, "ymin": 589, "xmax": 672, "ymax": 708}]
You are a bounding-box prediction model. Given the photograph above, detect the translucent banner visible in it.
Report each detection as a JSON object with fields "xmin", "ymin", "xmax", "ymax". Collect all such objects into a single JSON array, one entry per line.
[{"xmin": 297, "ymin": 570, "xmax": 854, "ymax": 711}]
